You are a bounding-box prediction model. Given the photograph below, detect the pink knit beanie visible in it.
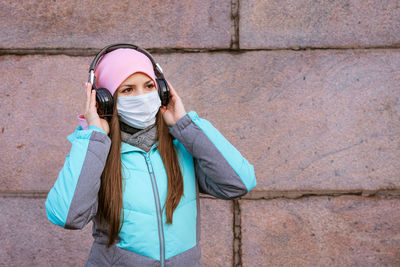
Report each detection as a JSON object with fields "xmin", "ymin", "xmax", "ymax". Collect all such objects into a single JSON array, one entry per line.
[
  {"xmin": 94, "ymin": 48, "xmax": 157, "ymax": 96},
  {"xmin": 78, "ymin": 48, "xmax": 157, "ymax": 130}
]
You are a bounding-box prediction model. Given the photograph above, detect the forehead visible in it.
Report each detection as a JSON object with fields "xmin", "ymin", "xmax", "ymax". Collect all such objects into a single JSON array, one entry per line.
[{"xmin": 121, "ymin": 72, "xmax": 152, "ymax": 85}]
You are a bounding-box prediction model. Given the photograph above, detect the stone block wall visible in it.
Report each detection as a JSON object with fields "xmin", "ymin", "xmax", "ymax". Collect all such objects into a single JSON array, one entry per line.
[{"xmin": 0, "ymin": 1, "xmax": 399, "ymax": 266}]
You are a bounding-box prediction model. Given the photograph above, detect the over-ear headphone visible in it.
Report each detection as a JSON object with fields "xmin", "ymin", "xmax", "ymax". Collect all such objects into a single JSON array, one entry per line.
[{"xmin": 88, "ymin": 43, "xmax": 170, "ymax": 117}]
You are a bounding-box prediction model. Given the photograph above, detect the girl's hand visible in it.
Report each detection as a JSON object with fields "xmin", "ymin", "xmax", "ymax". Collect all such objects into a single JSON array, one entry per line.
[
  {"xmin": 84, "ymin": 82, "xmax": 110, "ymax": 134},
  {"xmin": 160, "ymin": 81, "xmax": 186, "ymax": 127}
]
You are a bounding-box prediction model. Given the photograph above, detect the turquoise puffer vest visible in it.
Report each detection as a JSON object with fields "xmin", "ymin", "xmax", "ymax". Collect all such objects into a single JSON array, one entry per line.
[
  {"xmin": 45, "ymin": 111, "xmax": 257, "ymax": 266},
  {"xmin": 118, "ymin": 139, "xmax": 197, "ymax": 260}
]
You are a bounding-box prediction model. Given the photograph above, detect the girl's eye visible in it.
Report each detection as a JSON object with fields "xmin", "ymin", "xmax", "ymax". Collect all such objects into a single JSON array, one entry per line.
[
  {"xmin": 146, "ymin": 84, "xmax": 155, "ymax": 89},
  {"xmin": 121, "ymin": 88, "xmax": 132, "ymax": 93}
]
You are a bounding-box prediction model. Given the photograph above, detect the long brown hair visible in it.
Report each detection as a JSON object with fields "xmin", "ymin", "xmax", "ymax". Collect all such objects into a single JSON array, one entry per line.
[{"xmin": 98, "ymin": 91, "xmax": 184, "ymax": 248}]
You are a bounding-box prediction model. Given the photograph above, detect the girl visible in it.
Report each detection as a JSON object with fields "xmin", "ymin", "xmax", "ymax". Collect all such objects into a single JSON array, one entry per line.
[{"xmin": 45, "ymin": 44, "xmax": 256, "ymax": 266}]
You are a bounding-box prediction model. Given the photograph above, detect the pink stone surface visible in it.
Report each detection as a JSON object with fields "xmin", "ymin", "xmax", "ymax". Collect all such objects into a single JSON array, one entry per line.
[
  {"xmin": 240, "ymin": 0, "xmax": 400, "ymax": 49},
  {"xmin": 0, "ymin": 197, "xmax": 232, "ymax": 266},
  {"xmin": 0, "ymin": 0, "xmax": 231, "ymax": 49},
  {"xmin": 240, "ymin": 196, "xmax": 400, "ymax": 266},
  {"xmin": 156, "ymin": 50, "xmax": 400, "ymax": 193},
  {"xmin": 0, "ymin": 55, "xmax": 90, "ymax": 191},
  {"xmin": 1, "ymin": 51, "xmax": 399, "ymax": 193},
  {"xmin": 0, "ymin": 197, "xmax": 93, "ymax": 266},
  {"xmin": 199, "ymin": 198, "xmax": 233, "ymax": 267},
  {"xmin": 1, "ymin": 2, "xmax": 399, "ymax": 267}
]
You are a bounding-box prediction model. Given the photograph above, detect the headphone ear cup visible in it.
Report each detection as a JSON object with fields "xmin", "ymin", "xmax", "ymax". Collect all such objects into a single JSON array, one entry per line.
[
  {"xmin": 156, "ymin": 79, "xmax": 170, "ymax": 106},
  {"xmin": 95, "ymin": 88, "xmax": 114, "ymax": 117}
]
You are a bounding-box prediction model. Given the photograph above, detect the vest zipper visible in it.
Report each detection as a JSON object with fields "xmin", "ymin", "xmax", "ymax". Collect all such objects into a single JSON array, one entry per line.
[{"xmin": 143, "ymin": 153, "xmax": 165, "ymax": 267}]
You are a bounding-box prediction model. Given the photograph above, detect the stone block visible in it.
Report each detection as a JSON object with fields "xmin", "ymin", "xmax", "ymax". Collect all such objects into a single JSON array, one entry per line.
[
  {"xmin": 0, "ymin": 197, "xmax": 93, "ymax": 266},
  {"xmin": 156, "ymin": 50, "xmax": 400, "ymax": 193},
  {"xmin": 0, "ymin": 0, "xmax": 231, "ymax": 49},
  {"xmin": 240, "ymin": 196, "xmax": 400, "ymax": 266},
  {"xmin": 240, "ymin": 0, "xmax": 400, "ymax": 49},
  {"xmin": 0, "ymin": 55, "xmax": 90, "ymax": 191},
  {"xmin": 200, "ymin": 198, "xmax": 233, "ymax": 267}
]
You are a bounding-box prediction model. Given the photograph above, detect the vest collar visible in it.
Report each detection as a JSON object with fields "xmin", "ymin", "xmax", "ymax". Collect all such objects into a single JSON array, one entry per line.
[{"xmin": 121, "ymin": 141, "xmax": 159, "ymax": 154}]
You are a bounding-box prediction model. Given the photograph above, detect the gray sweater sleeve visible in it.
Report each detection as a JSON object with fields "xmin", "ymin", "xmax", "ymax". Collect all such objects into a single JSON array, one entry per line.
[{"xmin": 169, "ymin": 111, "xmax": 257, "ymax": 199}]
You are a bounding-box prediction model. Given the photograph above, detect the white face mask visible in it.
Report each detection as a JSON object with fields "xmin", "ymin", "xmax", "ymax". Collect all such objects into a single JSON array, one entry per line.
[{"xmin": 117, "ymin": 90, "xmax": 161, "ymax": 129}]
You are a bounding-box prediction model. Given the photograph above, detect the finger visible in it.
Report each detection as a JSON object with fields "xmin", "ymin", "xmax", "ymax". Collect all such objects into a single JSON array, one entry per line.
[
  {"xmin": 167, "ymin": 81, "xmax": 175, "ymax": 94},
  {"xmin": 159, "ymin": 106, "xmax": 166, "ymax": 115},
  {"xmin": 167, "ymin": 81, "xmax": 180, "ymax": 99},
  {"xmin": 89, "ymin": 88, "xmax": 97, "ymax": 111},
  {"xmin": 85, "ymin": 82, "xmax": 92, "ymax": 111}
]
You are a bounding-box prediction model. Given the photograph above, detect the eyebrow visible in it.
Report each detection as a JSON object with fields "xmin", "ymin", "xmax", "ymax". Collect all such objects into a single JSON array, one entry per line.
[{"xmin": 120, "ymin": 79, "xmax": 153, "ymax": 89}]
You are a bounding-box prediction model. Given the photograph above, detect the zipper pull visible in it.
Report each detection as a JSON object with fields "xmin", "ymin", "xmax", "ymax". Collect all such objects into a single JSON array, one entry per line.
[{"xmin": 144, "ymin": 154, "xmax": 154, "ymax": 174}]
